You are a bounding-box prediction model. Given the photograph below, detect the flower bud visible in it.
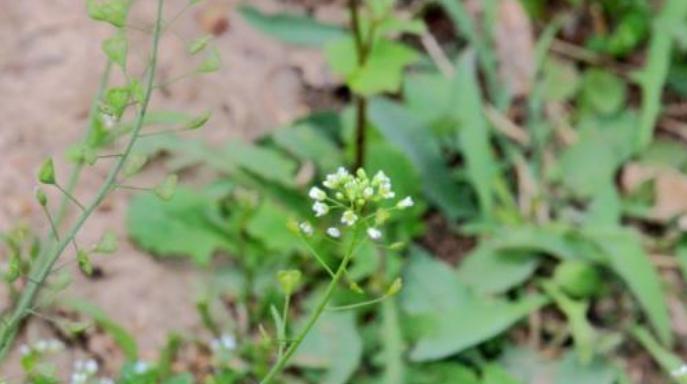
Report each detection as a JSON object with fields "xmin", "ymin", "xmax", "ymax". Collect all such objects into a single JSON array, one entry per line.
[
  {"xmin": 277, "ymin": 269, "xmax": 302, "ymax": 296},
  {"xmin": 386, "ymin": 278, "xmax": 403, "ymax": 296}
]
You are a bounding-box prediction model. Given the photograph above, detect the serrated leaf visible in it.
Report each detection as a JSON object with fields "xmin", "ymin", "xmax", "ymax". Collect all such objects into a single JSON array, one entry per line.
[
  {"xmin": 401, "ymin": 247, "xmax": 547, "ymax": 361},
  {"xmin": 245, "ymin": 199, "xmax": 300, "ymax": 252},
  {"xmin": 238, "ymin": 5, "xmax": 346, "ymax": 47},
  {"xmin": 369, "ymin": 98, "xmax": 473, "ymax": 220},
  {"xmin": 325, "ymin": 38, "xmax": 418, "ymax": 96},
  {"xmin": 126, "ymin": 188, "xmax": 234, "ymax": 265},
  {"xmin": 102, "ymin": 30, "xmax": 128, "ymax": 68}
]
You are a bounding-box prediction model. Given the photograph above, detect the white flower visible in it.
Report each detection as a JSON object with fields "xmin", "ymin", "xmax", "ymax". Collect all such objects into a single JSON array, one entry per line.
[
  {"xmin": 323, "ymin": 167, "xmax": 350, "ymax": 189},
  {"xmin": 299, "ymin": 222, "xmax": 313, "ymax": 236},
  {"xmin": 363, "ymin": 187, "xmax": 374, "ymax": 198},
  {"xmin": 134, "ymin": 361, "xmax": 150, "ymax": 374},
  {"xmin": 367, "ymin": 227, "xmax": 382, "ymax": 240},
  {"xmin": 84, "ymin": 359, "xmax": 98, "ymax": 375},
  {"xmin": 378, "ymin": 182, "xmax": 395, "ymax": 199},
  {"xmin": 34, "ymin": 340, "xmax": 48, "ymax": 352},
  {"xmin": 308, "ymin": 187, "xmax": 327, "ymax": 201},
  {"xmin": 19, "ymin": 344, "xmax": 30, "ymax": 356},
  {"xmin": 211, "ymin": 333, "xmax": 237, "ymax": 352},
  {"xmin": 673, "ymin": 365, "xmax": 687, "ymax": 377},
  {"xmin": 71, "ymin": 372, "xmax": 87, "ymax": 384},
  {"xmin": 312, "ymin": 201, "xmax": 329, "ymax": 217},
  {"xmin": 46, "ymin": 339, "xmax": 64, "ymax": 353},
  {"xmin": 397, "ymin": 196, "xmax": 414, "ymax": 209},
  {"xmin": 326, "ymin": 227, "xmax": 341, "ymax": 238},
  {"xmin": 102, "ymin": 113, "xmax": 116, "ymax": 129},
  {"xmin": 341, "ymin": 210, "xmax": 358, "ymax": 226},
  {"xmin": 372, "ymin": 170, "xmax": 390, "ymax": 186}
]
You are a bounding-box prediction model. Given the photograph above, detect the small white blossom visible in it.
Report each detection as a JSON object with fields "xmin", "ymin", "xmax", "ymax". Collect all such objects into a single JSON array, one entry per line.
[
  {"xmin": 363, "ymin": 187, "xmax": 374, "ymax": 198},
  {"xmin": 299, "ymin": 222, "xmax": 313, "ymax": 236},
  {"xmin": 367, "ymin": 227, "xmax": 382, "ymax": 240},
  {"xmin": 308, "ymin": 187, "xmax": 327, "ymax": 201},
  {"xmin": 378, "ymin": 182, "xmax": 395, "ymax": 199},
  {"xmin": 372, "ymin": 170, "xmax": 390, "ymax": 186},
  {"xmin": 211, "ymin": 333, "xmax": 237, "ymax": 353},
  {"xmin": 673, "ymin": 365, "xmax": 687, "ymax": 377},
  {"xmin": 102, "ymin": 113, "xmax": 116, "ymax": 129},
  {"xmin": 19, "ymin": 344, "xmax": 30, "ymax": 356},
  {"xmin": 312, "ymin": 201, "xmax": 329, "ymax": 217},
  {"xmin": 397, "ymin": 196, "xmax": 414, "ymax": 209},
  {"xmin": 323, "ymin": 167, "xmax": 350, "ymax": 189},
  {"xmin": 71, "ymin": 372, "xmax": 87, "ymax": 384},
  {"xmin": 341, "ymin": 210, "xmax": 358, "ymax": 226},
  {"xmin": 46, "ymin": 339, "xmax": 64, "ymax": 353},
  {"xmin": 84, "ymin": 359, "xmax": 98, "ymax": 375},
  {"xmin": 134, "ymin": 361, "xmax": 150, "ymax": 374},
  {"xmin": 326, "ymin": 227, "xmax": 341, "ymax": 238},
  {"xmin": 34, "ymin": 340, "xmax": 48, "ymax": 353}
]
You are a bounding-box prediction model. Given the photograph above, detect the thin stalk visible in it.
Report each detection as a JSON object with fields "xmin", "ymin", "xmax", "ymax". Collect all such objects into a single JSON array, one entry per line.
[
  {"xmin": 0, "ymin": 0, "xmax": 166, "ymax": 358},
  {"xmin": 277, "ymin": 295, "xmax": 290, "ymax": 360},
  {"xmin": 260, "ymin": 229, "xmax": 361, "ymax": 384},
  {"xmin": 350, "ymin": 0, "xmax": 368, "ymax": 170},
  {"xmin": 55, "ymin": 183, "xmax": 86, "ymax": 211}
]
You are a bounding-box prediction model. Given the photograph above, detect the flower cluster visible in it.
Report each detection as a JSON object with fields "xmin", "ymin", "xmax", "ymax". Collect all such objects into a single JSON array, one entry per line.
[
  {"xmin": 210, "ymin": 333, "xmax": 237, "ymax": 353},
  {"xmin": 71, "ymin": 359, "xmax": 98, "ymax": 384},
  {"xmin": 302, "ymin": 168, "xmax": 413, "ymax": 241},
  {"xmin": 18, "ymin": 338, "xmax": 64, "ymax": 356}
]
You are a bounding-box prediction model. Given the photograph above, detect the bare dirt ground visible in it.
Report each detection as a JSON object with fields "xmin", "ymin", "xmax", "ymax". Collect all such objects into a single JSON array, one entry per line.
[{"xmin": 0, "ymin": 0, "xmax": 330, "ymax": 378}]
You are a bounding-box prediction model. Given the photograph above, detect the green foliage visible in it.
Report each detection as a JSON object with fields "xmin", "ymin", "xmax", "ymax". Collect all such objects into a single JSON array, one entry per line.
[
  {"xmin": 127, "ymin": 188, "xmax": 235, "ymax": 265},
  {"xmin": 238, "ymin": 5, "xmax": 346, "ymax": 47},
  {"xmin": 87, "ymin": 0, "xmax": 130, "ymax": 28},
  {"xmin": 103, "ymin": 30, "xmax": 128, "ymax": 68}
]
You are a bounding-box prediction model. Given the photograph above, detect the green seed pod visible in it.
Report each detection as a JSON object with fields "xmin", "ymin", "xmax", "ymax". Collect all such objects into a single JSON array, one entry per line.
[
  {"xmin": 197, "ymin": 48, "xmax": 221, "ymax": 73},
  {"xmin": 185, "ymin": 111, "xmax": 212, "ymax": 130},
  {"xmin": 37, "ymin": 158, "xmax": 56, "ymax": 185},
  {"xmin": 188, "ymin": 35, "xmax": 212, "ymax": 55},
  {"xmin": 386, "ymin": 277, "xmax": 403, "ymax": 296},
  {"xmin": 87, "ymin": 0, "xmax": 130, "ymax": 28},
  {"xmin": 6, "ymin": 254, "xmax": 20, "ymax": 283},
  {"xmin": 123, "ymin": 154, "xmax": 147, "ymax": 177},
  {"xmin": 94, "ymin": 231, "xmax": 118, "ymax": 254},
  {"xmin": 105, "ymin": 87, "xmax": 131, "ymax": 118},
  {"xmin": 102, "ymin": 30, "xmax": 128, "ymax": 68},
  {"xmin": 348, "ymin": 281, "xmax": 365, "ymax": 294},
  {"xmin": 77, "ymin": 250, "xmax": 93, "ymax": 277},
  {"xmin": 388, "ymin": 241, "xmax": 405, "ymax": 251},
  {"xmin": 277, "ymin": 269, "xmax": 302, "ymax": 296},
  {"xmin": 154, "ymin": 174, "xmax": 178, "ymax": 201},
  {"xmin": 35, "ymin": 188, "xmax": 48, "ymax": 207},
  {"xmin": 553, "ymin": 260, "xmax": 602, "ymax": 299}
]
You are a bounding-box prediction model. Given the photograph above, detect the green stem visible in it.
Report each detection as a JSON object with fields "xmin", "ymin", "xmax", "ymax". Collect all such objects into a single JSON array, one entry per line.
[
  {"xmin": 350, "ymin": 0, "xmax": 368, "ymax": 170},
  {"xmin": 260, "ymin": 229, "xmax": 361, "ymax": 384},
  {"xmin": 0, "ymin": 0, "xmax": 166, "ymax": 359}
]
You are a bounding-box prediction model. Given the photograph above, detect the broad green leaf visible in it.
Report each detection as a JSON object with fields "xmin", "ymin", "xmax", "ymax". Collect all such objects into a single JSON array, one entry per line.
[
  {"xmin": 403, "ymin": 72, "xmax": 455, "ymax": 127},
  {"xmin": 454, "ymin": 53, "xmax": 499, "ymax": 219},
  {"xmin": 221, "ymin": 141, "xmax": 297, "ymax": 187},
  {"xmin": 555, "ymin": 353, "xmax": 617, "ymax": 384},
  {"xmin": 407, "ymin": 363, "xmax": 480, "ymax": 384},
  {"xmin": 499, "ymin": 347, "xmax": 616, "ymax": 384},
  {"xmin": 239, "ymin": 5, "xmax": 346, "ymax": 47},
  {"xmin": 291, "ymin": 311, "xmax": 362, "ymax": 384},
  {"xmin": 457, "ymin": 246, "xmax": 538, "ymax": 295},
  {"xmin": 64, "ymin": 299, "xmax": 138, "ymax": 360},
  {"xmin": 245, "ymin": 199, "xmax": 300, "ymax": 252},
  {"xmin": 587, "ymin": 228, "xmax": 672, "ymax": 345},
  {"xmin": 325, "ymin": 38, "xmax": 419, "ymax": 96},
  {"xmin": 127, "ymin": 188, "xmax": 234, "ymax": 265},
  {"xmin": 482, "ymin": 364, "xmax": 522, "ymax": 384},
  {"xmin": 541, "ymin": 57, "xmax": 579, "ymax": 102},
  {"xmin": 369, "ymin": 98, "xmax": 473, "ymax": 220},
  {"xmin": 401, "ymin": 247, "xmax": 547, "ymax": 361},
  {"xmin": 579, "ymin": 69, "xmax": 626, "ymax": 115},
  {"xmin": 272, "ymin": 123, "xmax": 343, "ymax": 173},
  {"xmin": 639, "ymin": 138, "xmax": 687, "ymax": 170},
  {"xmin": 102, "ymin": 30, "xmax": 128, "ymax": 68}
]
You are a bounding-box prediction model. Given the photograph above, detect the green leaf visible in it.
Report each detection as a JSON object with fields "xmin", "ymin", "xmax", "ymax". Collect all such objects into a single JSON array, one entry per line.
[
  {"xmin": 291, "ymin": 311, "xmax": 362, "ymax": 384},
  {"xmin": 87, "ymin": 0, "xmax": 130, "ymax": 27},
  {"xmin": 245, "ymin": 199, "xmax": 300, "ymax": 252},
  {"xmin": 407, "ymin": 363, "xmax": 480, "ymax": 384},
  {"xmin": 482, "ymin": 364, "xmax": 522, "ymax": 384},
  {"xmin": 102, "ymin": 30, "xmax": 128, "ymax": 68},
  {"xmin": 154, "ymin": 174, "xmax": 178, "ymax": 201},
  {"xmin": 499, "ymin": 347, "xmax": 616, "ymax": 384},
  {"xmin": 197, "ymin": 48, "xmax": 221, "ymax": 73},
  {"xmin": 587, "ymin": 228, "xmax": 672, "ymax": 345},
  {"xmin": 221, "ymin": 141, "xmax": 297, "ymax": 187},
  {"xmin": 369, "ymin": 98, "xmax": 472, "ymax": 220},
  {"xmin": 238, "ymin": 5, "xmax": 346, "ymax": 47},
  {"xmin": 325, "ymin": 38, "xmax": 419, "ymax": 96},
  {"xmin": 579, "ymin": 69, "xmax": 626, "ymax": 115},
  {"xmin": 187, "ymin": 35, "xmax": 211, "ymax": 55},
  {"xmin": 401, "ymin": 247, "xmax": 547, "ymax": 361},
  {"xmin": 37, "ymin": 158, "xmax": 56, "ymax": 185},
  {"xmin": 272, "ymin": 123, "xmax": 343, "ymax": 173},
  {"xmin": 184, "ymin": 111, "xmax": 211, "ymax": 130},
  {"xmin": 454, "ymin": 53, "xmax": 499, "ymax": 218},
  {"xmin": 126, "ymin": 188, "xmax": 234, "ymax": 265},
  {"xmin": 64, "ymin": 299, "xmax": 138, "ymax": 360},
  {"xmin": 541, "ymin": 57, "xmax": 579, "ymax": 102},
  {"xmin": 457, "ymin": 246, "xmax": 538, "ymax": 295}
]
